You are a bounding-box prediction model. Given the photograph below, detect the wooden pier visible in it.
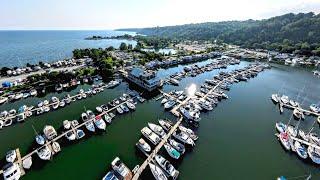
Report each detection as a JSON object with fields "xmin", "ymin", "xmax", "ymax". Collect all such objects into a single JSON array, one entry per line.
[
  {"xmin": 278, "ymin": 102, "xmax": 320, "ymax": 117},
  {"xmin": 132, "ymin": 116, "xmax": 183, "ymax": 180},
  {"xmin": 0, "ymin": 98, "xmax": 133, "ymax": 177}
]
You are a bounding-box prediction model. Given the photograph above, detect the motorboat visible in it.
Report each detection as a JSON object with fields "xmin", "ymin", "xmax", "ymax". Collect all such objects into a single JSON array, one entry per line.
[
  {"xmin": 22, "ymin": 156, "xmax": 32, "ymax": 169},
  {"xmin": 63, "ymin": 120, "xmax": 71, "ymax": 130},
  {"xmin": 271, "ymin": 94, "xmax": 279, "ymax": 103},
  {"xmin": 102, "ymin": 170, "xmax": 119, "ymax": 180},
  {"xmin": 169, "ymin": 78, "xmax": 179, "ymax": 86},
  {"xmin": 6, "ymin": 150, "xmax": 16, "ymax": 163},
  {"xmin": 164, "ymin": 100, "xmax": 176, "ymax": 110},
  {"xmin": 86, "ymin": 110, "xmax": 95, "ymax": 119},
  {"xmin": 65, "ymin": 131, "xmax": 76, "ymax": 141},
  {"xmin": 168, "ymin": 139, "xmax": 185, "ymax": 154},
  {"xmin": 310, "ymin": 104, "xmax": 320, "ymax": 113},
  {"xmin": 120, "ymin": 104, "xmax": 129, "ymax": 113},
  {"xmin": 85, "ymin": 120, "xmax": 96, "ymax": 132},
  {"xmin": 141, "ymin": 127, "xmax": 161, "ymax": 145},
  {"xmin": 294, "ymin": 141, "xmax": 308, "ymax": 159},
  {"xmin": 96, "ymin": 106, "xmax": 103, "ymax": 113},
  {"xmin": 52, "ymin": 142, "xmax": 61, "ymax": 153},
  {"xmin": 104, "ymin": 114, "xmax": 112, "ymax": 123},
  {"xmin": 94, "ymin": 116, "xmax": 106, "ymax": 130},
  {"xmin": 178, "ymin": 125, "xmax": 198, "ymax": 141},
  {"xmin": 137, "ymin": 96, "xmax": 146, "ymax": 103},
  {"xmin": 280, "ymin": 95, "xmax": 289, "ymax": 104},
  {"xmin": 289, "ymin": 100, "xmax": 299, "ymax": 107},
  {"xmin": 159, "ymin": 119, "xmax": 173, "ymax": 132},
  {"xmin": 309, "ymin": 133, "xmax": 320, "ymax": 145},
  {"xmin": 82, "ymin": 112, "xmax": 89, "ymax": 122},
  {"xmin": 101, "ymin": 104, "xmax": 109, "ymax": 111},
  {"xmin": 2, "ymin": 163, "xmax": 21, "ymax": 180},
  {"xmin": 8, "ymin": 109, "xmax": 16, "ymax": 116},
  {"xmin": 107, "ymin": 80, "xmax": 120, "ymax": 89},
  {"xmin": 116, "ymin": 107, "xmax": 123, "ymax": 114},
  {"xmin": 59, "ymin": 100, "xmax": 65, "ymax": 107},
  {"xmin": 71, "ymin": 120, "xmax": 79, "ymax": 127},
  {"xmin": 43, "ymin": 106, "xmax": 50, "ymax": 112},
  {"xmin": 164, "ymin": 143, "xmax": 180, "ymax": 159},
  {"xmin": 148, "ymin": 123, "xmax": 166, "ymax": 137},
  {"xmin": 173, "ymin": 130, "xmax": 195, "ymax": 146},
  {"xmin": 30, "ymin": 89, "xmax": 37, "ymax": 96},
  {"xmin": 298, "ymin": 130, "xmax": 309, "ymax": 142},
  {"xmin": 149, "ymin": 162, "xmax": 168, "ymax": 180},
  {"xmin": 275, "ymin": 122, "xmax": 286, "ymax": 133},
  {"xmin": 0, "ymin": 120, "xmax": 3, "ymax": 129},
  {"xmin": 0, "ymin": 96, "xmax": 8, "ymax": 104},
  {"xmin": 35, "ymin": 134, "xmax": 45, "ymax": 145},
  {"xmin": 293, "ymin": 109, "xmax": 304, "ymax": 119},
  {"xmin": 37, "ymin": 145, "xmax": 52, "ymax": 160},
  {"xmin": 76, "ymin": 129, "xmax": 85, "ymax": 139},
  {"xmin": 308, "ymin": 146, "xmax": 320, "ymax": 164},
  {"xmin": 14, "ymin": 93, "xmax": 23, "ymax": 100},
  {"xmin": 155, "ymin": 155, "xmax": 179, "ymax": 179},
  {"xmin": 287, "ymin": 125, "xmax": 297, "ymax": 137},
  {"xmin": 111, "ymin": 157, "xmax": 133, "ymax": 180},
  {"xmin": 278, "ymin": 132, "xmax": 291, "ymax": 151},
  {"xmin": 161, "ymin": 98, "xmax": 168, "ymax": 104},
  {"xmin": 136, "ymin": 138, "xmax": 151, "ymax": 153},
  {"xmin": 126, "ymin": 102, "xmax": 136, "ymax": 110}
]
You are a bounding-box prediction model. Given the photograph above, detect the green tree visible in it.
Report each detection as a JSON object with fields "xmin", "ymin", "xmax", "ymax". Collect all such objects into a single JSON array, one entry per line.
[{"xmin": 119, "ymin": 42, "xmax": 128, "ymax": 50}]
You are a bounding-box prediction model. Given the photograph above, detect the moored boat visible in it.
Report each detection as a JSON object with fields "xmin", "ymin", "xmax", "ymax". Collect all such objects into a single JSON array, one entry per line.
[
  {"xmin": 308, "ymin": 146, "xmax": 320, "ymax": 164},
  {"xmin": 164, "ymin": 143, "xmax": 180, "ymax": 159},
  {"xmin": 94, "ymin": 115, "xmax": 106, "ymax": 130},
  {"xmin": 5, "ymin": 150, "xmax": 16, "ymax": 163},
  {"xmin": 141, "ymin": 127, "xmax": 161, "ymax": 145},
  {"xmin": 168, "ymin": 138, "xmax": 185, "ymax": 154},
  {"xmin": 155, "ymin": 154, "xmax": 179, "ymax": 179},
  {"xmin": 294, "ymin": 141, "xmax": 308, "ymax": 159},
  {"xmin": 136, "ymin": 138, "xmax": 151, "ymax": 153},
  {"xmin": 278, "ymin": 132, "xmax": 291, "ymax": 151},
  {"xmin": 173, "ymin": 130, "xmax": 195, "ymax": 146},
  {"xmin": 111, "ymin": 157, "xmax": 133, "ymax": 180},
  {"xmin": 37, "ymin": 145, "xmax": 52, "ymax": 160},
  {"xmin": 149, "ymin": 162, "xmax": 168, "ymax": 180},
  {"xmin": 148, "ymin": 123, "xmax": 166, "ymax": 137}
]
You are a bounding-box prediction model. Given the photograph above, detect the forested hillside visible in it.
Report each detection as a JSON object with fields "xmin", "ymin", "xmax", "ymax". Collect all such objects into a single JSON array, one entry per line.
[{"xmin": 118, "ymin": 12, "xmax": 320, "ymax": 55}]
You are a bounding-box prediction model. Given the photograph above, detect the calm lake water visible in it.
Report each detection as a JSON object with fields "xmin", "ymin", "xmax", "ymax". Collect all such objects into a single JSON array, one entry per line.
[
  {"xmin": 0, "ymin": 30, "xmax": 136, "ymax": 67},
  {"xmin": 0, "ymin": 60, "xmax": 320, "ymax": 180}
]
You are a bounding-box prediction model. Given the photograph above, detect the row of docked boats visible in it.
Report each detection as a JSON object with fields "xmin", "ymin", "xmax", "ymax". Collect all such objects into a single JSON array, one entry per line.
[
  {"xmin": 166, "ymin": 56, "xmax": 240, "ymax": 86},
  {"xmin": 275, "ymin": 121, "xmax": 320, "ymax": 164},
  {"xmin": 271, "ymin": 93, "xmax": 320, "ymax": 114},
  {"xmin": 0, "ymin": 82, "xmax": 114, "ymax": 130},
  {"xmin": 135, "ymin": 119, "xmax": 198, "ymax": 180},
  {"xmin": 0, "ymin": 89, "xmax": 37, "ymax": 105}
]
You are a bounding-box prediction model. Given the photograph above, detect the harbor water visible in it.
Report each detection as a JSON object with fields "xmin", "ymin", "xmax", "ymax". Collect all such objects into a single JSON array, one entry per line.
[{"xmin": 0, "ymin": 60, "xmax": 320, "ymax": 179}]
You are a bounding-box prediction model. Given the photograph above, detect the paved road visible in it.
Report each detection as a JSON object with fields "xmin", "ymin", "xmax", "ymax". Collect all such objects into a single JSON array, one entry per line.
[{"xmin": 0, "ymin": 65, "xmax": 84, "ymax": 85}]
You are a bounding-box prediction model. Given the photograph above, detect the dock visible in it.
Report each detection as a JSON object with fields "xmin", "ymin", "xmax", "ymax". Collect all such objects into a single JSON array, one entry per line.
[
  {"xmin": 0, "ymin": 98, "xmax": 134, "ymax": 177},
  {"xmin": 278, "ymin": 102, "xmax": 320, "ymax": 117},
  {"xmin": 132, "ymin": 116, "xmax": 183, "ymax": 180}
]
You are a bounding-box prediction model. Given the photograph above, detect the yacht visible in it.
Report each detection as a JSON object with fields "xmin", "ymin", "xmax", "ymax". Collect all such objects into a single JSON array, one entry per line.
[
  {"xmin": 271, "ymin": 94, "xmax": 279, "ymax": 103},
  {"xmin": 111, "ymin": 157, "xmax": 133, "ymax": 180},
  {"xmin": 6, "ymin": 150, "xmax": 16, "ymax": 163},
  {"xmin": 2, "ymin": 163, "xmax": 21, "ymax": 180},
  {"xmin": 65, "ymin": 131, "xmax": 76, "ymax": 141},
  {"xmin": 278, "ymin": 132, "xmax": 291, "ymax": 151},
  {"xmin": 141, "ymin": 127, "xmax": 161, "ymax": 145},
  {"xmin": 102, "ymin": 170, "xmax": 119, "ymax": 180},
  {"xmin": 161, "ymin": 98, "xmax": 168, "ymax": 104},
  {"xmin": 168, "ymin": 139, "xmax": 185, "ymax": 154},
  {"xmin": 164, "ymin": 143, "xmax": 180, "ymax": 159},
  {"xmin": 148, "ymin": 123, "xmax": 166, "ymax": 137},
  {"xmin": 136, "ymin": 138, "xmax": 151, "ymax": 153},
  {"xmin": 37, "ymin": 145, "xmax": 52, "ymax": 160},
  {"xmin": 63, "ymin": 120, "xmax": 71, "ymax": 130},
  {"xmin": 294, "ymin": 141, "xmax": 308, "ymax": 159},
  {"xmin": 280, "ymin": 95, "xmax": 289, "ymax": 104},
  {"xmin": 120, "ymin": 104, "xmax": 129, "ymax": 113},
  {"xmin": 94, "ymin": 116, "xmax": 106, "ymax": 130},
  {"xmin": 178, "ymin": 125, "xmax": 198, "ymax": 141},
  {"xmin": 308, "ymin": 146, "xmax": 320, "ymax": 164},
  {"xmin": 180, "ymin": 107, "xmax": 201, "ymax": 122},
  {"xmin": 159, "ymin": 119, "xmax": 173, "ymax": 132},
  {"xmin": 43, "ymin": 125, "xmax": 57, "ymax": 140},
  {"xmin": 164, "ymin": 100, "xmax": 176, "ymax": 110},
  {"xmin": 155, "ymin": 155, "xmax": 179, "ymax": 179},
  {"xmin": 149, "ymin": 162, "xmax": 168, "ymax": 180},
  {"xmin": 173, "ymin": 130, "xmax": 195, "ymax": 146}
]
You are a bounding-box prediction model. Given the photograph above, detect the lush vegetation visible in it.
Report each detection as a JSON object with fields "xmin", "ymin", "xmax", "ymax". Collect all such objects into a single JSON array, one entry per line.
[{"xmin": 119, "ymin": 12, "xmax": 320, "ymax": 55}]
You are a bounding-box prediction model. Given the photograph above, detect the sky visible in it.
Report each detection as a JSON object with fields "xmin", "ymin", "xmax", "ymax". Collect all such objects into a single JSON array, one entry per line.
[{"xmin": 1, "ymin": 0, "xmax": 320, "ymax": 30}]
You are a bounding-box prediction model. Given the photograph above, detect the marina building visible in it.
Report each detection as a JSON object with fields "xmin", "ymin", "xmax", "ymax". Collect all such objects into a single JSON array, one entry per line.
[{"xmin": 126, "ymin": 67, "xmax": 162, "ymax": 92}]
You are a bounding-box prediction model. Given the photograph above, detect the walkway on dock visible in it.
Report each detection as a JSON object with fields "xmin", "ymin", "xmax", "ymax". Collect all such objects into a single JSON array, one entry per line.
[
  {"xmin": 0, "ymin": 98, "xmax": 133, "ymax": 177},
  {"xmin": 132, "ymin": 116, "xmax": 183, "ymax": 180},
  {"xmin": 279, "ymin": 102, "xmax": 320, "ymax": 117}
]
